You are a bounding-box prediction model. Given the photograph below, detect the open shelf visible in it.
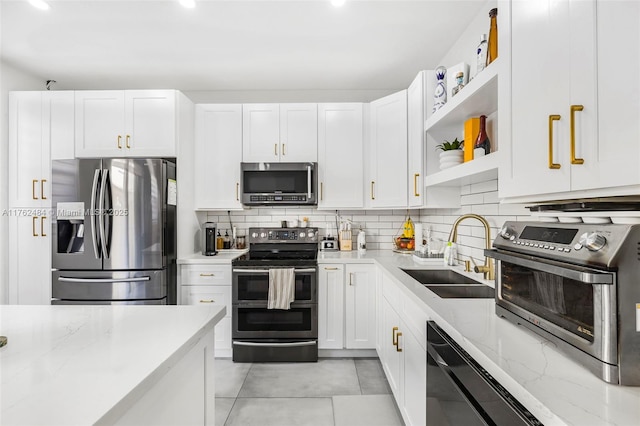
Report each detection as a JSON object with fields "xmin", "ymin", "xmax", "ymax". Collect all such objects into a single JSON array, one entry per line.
[
  {"xmin": 425, "ymin": 58, "xmax": 500, "ymax": 133},
  {"xmin": 425, "ymin": 152, "xmax": 500, "ymax": 187}
]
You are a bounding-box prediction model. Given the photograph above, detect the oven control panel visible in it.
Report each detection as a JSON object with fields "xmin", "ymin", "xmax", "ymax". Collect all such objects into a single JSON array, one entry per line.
[{"xmin": 249, "ymin": 227, "xmax": 318, "ymax": 244}]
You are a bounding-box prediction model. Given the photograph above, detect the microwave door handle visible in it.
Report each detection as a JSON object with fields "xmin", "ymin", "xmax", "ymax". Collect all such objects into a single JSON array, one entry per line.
[
  {"xmin": 307, "ymin": 165, "xmax": 311, "ymax": 199},
  {"xmin": 489, "ymin": 250, "xmax": 613, "ymax": 284},
  {"xmin": 90, "ymin": 169, "xmax": 101, "ymax": 259}
]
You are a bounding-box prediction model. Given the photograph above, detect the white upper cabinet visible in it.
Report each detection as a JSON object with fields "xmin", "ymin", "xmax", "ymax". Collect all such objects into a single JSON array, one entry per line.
[
  {"xmin": 407, "ymin": 73, "xmax": 426, "ymax": 207},
  {"xmin": 194, "ymin": 104, "xmax": 243, "ymax": 210},
  {"xmin": 367, "ymin": 90, "xmax": 408, "ymax": 208},
  {"xmin": 75, "ymin": 90, "xmax": 176, "ymax": 158},
  {"xmin": 242, "ymin": 103, "xmax": 317, "ymax": 162},
  {"xmin": 317, "ymin": 103, "xmax": 364, "ymax": 209},
  {"xmin": 500, "ymin": 0, "xmax": 640, "ymax": 201}
]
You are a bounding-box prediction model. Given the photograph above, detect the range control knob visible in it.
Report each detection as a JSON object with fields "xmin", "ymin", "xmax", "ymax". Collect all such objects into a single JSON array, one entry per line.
[
  {"xmin": 578, "ymin": 232, "xmax": 607, "ymax": 252},
  {"xmin": 251, "ymin": 232, "xmax": 258, "ymax": 239},
  {"xmin": 499, "ymin": 225, "xmax": 516, "ymax": 240},
  {"xmin": 307, "ymin": 231, "xmax": 315, "ymax": 239},
  {"xmin": 260, "ymin": 232, "xmax": 267, "ymax": 239}
]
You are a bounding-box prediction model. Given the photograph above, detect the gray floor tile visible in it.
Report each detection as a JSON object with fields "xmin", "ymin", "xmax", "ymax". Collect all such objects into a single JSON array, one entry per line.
[
  {"xmin": 225, "ymin": 397, "xmax": 334, "ymax": 426},
  {"xmin": 215, "ymin": 398, "xmax": 235, "ymax": 426},
  {"xmin": 333, "ymin": 395, "xmax": 403, "ymax": 426},
  {"xmin": 355, "ymin": 358, "xmax": 392, "ymax": 395},
  {"xmin": 238, "ymin": 359, "xmax": 361, "ymax": 398},
  {"xmin": 215, "ymin": 359, "xmax": 252, "ymax": 397}
]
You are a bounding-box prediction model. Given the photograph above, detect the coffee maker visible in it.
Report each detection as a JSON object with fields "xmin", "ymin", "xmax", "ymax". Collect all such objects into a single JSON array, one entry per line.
[{"xmin": 201, "ymin": 222, "xmax": 218, "ymax": 256}]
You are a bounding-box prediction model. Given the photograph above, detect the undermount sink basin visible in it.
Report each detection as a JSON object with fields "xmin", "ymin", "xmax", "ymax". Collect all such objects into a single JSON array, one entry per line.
[
  {"xmin": 424, "ymin": 284, "xmax": 495, "ymax": 299},
  {"xmin": 401, "ymin": 268, "xmax": 479, "ymax": 285}
]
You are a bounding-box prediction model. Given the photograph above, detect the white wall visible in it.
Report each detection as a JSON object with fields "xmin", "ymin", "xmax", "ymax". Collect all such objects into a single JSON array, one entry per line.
[{"xmin": 0, "ymin": 60, "xmax": 45, "ymax": 304}]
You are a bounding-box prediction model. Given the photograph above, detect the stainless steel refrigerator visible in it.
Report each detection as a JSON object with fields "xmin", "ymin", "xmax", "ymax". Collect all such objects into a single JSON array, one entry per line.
[{"xmin": 51, "ymin": 158, "xmax": 177, "ymax": 305}]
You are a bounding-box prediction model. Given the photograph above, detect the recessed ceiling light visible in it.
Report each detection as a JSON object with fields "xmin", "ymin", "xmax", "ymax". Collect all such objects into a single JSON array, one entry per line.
[
  {"xmin": 179, "ymin": 0, "xmax": 196, "ymax": 9},
  {"xmin": 331, "ymin": 0, "xmax": 346, "ymax": 7},
  {"xmin": 28, "ymin": 0, "xmax": 50, "ymax": 10}
]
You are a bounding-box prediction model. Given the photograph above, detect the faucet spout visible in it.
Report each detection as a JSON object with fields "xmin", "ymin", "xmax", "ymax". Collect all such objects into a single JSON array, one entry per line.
[{"xmin": 448, "ymin": 214, "xmax": 495, "ymax": 281}]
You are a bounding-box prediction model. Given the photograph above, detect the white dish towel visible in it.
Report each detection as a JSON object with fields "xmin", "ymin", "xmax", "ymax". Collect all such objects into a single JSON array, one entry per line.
[{"xmin": 268, "ymin": 268, "xmax": 295, "ymax": 310}]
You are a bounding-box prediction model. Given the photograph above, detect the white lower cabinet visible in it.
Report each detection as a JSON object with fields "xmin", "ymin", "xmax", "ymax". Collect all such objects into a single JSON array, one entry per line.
[
  {"xmin": 378, "ymin": 271, "xmax": 427, "ymax": 426},
  {"xmin": 179, "ymin": 264, "xmax": 232, "ymax": 357},
  {"xmin": 318, "ymin": 263, "xmax": 376, "ymax": 350}
]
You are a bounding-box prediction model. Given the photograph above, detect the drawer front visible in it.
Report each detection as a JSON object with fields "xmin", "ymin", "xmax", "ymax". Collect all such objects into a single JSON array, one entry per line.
[
  {"xmin": 181, "ymin": 265, "xmax": 231, "ymax": 286},
  {"xmin": 181, "ymin": 285, "xmax": 231, "ymax": 312}
]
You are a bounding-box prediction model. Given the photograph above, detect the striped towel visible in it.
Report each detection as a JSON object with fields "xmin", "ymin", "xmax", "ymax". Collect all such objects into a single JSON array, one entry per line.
[{"xmin": 268, "ymin": 268, "xmax": 295, "ymax": 310}]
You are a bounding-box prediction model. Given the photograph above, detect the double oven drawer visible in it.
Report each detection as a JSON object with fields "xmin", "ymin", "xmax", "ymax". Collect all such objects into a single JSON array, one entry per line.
[{"xmin": 232, "ymin": 267, "xmax": 317, "ymax": 304}]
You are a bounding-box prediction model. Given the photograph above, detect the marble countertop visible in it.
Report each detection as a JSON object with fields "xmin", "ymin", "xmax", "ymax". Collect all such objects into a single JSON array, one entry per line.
[
  {"xmin": 177, "ymin": 249, "xmax": 248, "ymax": 264},
  {"xmin": 321, "ymin": 250, "xmax": 640, "ymax": 426},
  {"xmin": 0, "ymin": 305, "xmax": 226, "ymax": 425}
]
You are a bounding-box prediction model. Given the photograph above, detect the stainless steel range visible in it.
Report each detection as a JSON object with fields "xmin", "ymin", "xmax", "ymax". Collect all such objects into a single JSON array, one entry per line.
[
  {"xmin": 486, "ymin": 221, "xmax": 640, "ymax": 385},
  {"xmin": 231, "ymin": 227, "xmax": 319, "ymax": 362}
]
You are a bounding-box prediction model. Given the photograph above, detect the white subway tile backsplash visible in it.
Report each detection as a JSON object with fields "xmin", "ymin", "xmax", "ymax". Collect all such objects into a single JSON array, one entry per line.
[{"xmin": 471, "ymin": 179, "xmax": 498, "ymax": 193}]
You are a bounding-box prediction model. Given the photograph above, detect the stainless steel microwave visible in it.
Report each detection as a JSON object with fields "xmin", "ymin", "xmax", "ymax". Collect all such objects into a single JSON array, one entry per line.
[{"xmin": 240, "ymin": 162, "xmax": 317, "ymax": 206}]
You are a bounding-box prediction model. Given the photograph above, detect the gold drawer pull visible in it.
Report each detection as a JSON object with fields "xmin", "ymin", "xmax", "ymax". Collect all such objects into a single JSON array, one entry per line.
[
  {"xmin": 125, "ymin": 134, "xmax": 131, "ymax": 149},
  {"xmin": 414, "ymin": 173, "xmax": 420, "ymax": 197},
  {"xmin": 320, "ymin": 182, "xmax": 323, "ymax": 201},
  {"xmin": 199, "ymin": 273, "xmax": 215, "ymax": 277},
  {"xmin": 41, "ymin": 179, "xmax": 47, "ymax": 200},
  {"xmin": 570, "ymin": 105, "xmax": 584, "ymax": 165},
  {"xmin": 41, "ymin": 216, "xmax": 47, "ymax": 237},
  {"xmin": 199, "ymin": 299, "xmax": 215, "ymax": 303},
  {"xmin": 274, "ymin": 143, "xmax": 278, "ymax": 156},
  {"xmin": 396, "ymin": 332, "xmax": 403, "ymax": 352},
  {"xmin": 282, "ymin": 143, "xmax": 286, "ymax": 156},
  {"xmin": 32, "ymin": 216, "xmax": 38, "ymax": 236},
  {"xmin": 117, "ymin": 135, "xmax": 122, "ymax": 149},
  {"xmin": 324, "ymin": 267, "xmax": 339, "ymax": 271},
  {"xmin": 32, "ymin": 179, "xmax": 38, "ymax": 200},
  {"xmin": 548, "ymin": 115, "xmax": 561, "ymax": 169},
  {"xmin": 371, "ymin": 181, "xmax": 375, "ymax": 200},
  {"xmin": 349, "ymin": 273, "xmax": 354, "ymax": 286},
  {"xmin": 392, "ymin": 326, "xmax": 398, "ymax": 346},
  {"xmin": 236, "ymin": 182, "xmax": 240, "ymax": 201}
]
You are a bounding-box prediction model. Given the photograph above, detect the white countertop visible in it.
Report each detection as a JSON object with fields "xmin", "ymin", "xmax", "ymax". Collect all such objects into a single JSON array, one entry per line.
[
  {"xmin": 322, "ymin": 250, "xmax": 640, "ymax": 426},
  {"xmin": 0, "ymin": 305, "xmax": 226, "ymax": 425},
  {"xmin": 177, "ymin": 249, "xmax": 248, "ymax": 264}
]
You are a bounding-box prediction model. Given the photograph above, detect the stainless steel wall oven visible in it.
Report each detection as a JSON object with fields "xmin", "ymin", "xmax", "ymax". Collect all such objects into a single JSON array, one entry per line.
[
  {"xmin": 487, "ymin": 221, "xmax": 640, "ymax": 385},
  {"xmin": 231, "ymin": 227, "xmax": 319, "ymax": 362}
]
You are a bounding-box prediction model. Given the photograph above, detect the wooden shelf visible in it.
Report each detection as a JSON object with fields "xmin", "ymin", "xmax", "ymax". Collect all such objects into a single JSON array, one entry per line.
[
  {"xmin": 425, "ymin": 152, "xmax": 500, "ymax": 187},
  {"xmin": 425, "ymin": 58, "xmax": 500, "ymax": 133}
]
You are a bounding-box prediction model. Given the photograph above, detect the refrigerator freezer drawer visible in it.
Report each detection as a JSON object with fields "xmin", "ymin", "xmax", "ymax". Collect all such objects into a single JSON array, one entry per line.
[{"xmin": 52, "ymin": 270, "xmax": 166, "ymax": 302}]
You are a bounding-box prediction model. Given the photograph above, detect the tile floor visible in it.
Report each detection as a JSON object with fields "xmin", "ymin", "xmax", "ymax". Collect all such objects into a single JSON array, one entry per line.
[{"xmin": 215, "ymin": 358, "xmax": 404, "ymax": 426}]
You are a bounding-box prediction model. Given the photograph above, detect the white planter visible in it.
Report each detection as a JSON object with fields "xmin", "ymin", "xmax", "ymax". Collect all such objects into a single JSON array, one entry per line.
[{"xmin": 439, "ymin": 150, "xmax": 463, "ymax": 170}]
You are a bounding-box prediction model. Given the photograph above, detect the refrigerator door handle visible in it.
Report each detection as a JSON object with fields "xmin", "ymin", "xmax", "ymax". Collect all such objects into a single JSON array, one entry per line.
[
  {"xmin": 90, "ymin": 169, "xmax": 101, "ymax": 259},
  {"xmin": 99, "ymin": 169, "xmax": 109, "ymax": 259},
  {"xmin": 57, "ymin": 276, "xmax": 151, "ymax": 283}
]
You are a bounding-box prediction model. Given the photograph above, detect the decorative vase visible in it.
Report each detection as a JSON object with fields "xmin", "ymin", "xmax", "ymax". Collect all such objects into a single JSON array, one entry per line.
[
  {"xmin": 439, "ymin": 150, "xmax": 464, "ymax": 170},
  {"xmin": 433, "ymin": 66, "xmax": 447, "ymax": 113}
]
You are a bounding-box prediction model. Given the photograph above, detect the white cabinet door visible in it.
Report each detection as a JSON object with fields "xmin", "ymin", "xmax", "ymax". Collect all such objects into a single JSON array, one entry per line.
[
  {"xmin": 571, "ymin": 1, "xmax": 640, "ymax": 191},
  {"xmin": 381, "ymin": 297, "xmax": 402, "ymax": 399},
  {"xmin": 8, "ymin": 215, "xmax": 51, "ymax": 304},
  {"xmin": 407, "ymin": 73, "xmax": 425, "ymax": 207},
  {"xmin": 75, "ymin": 91, "xmax": 126, "ymax": 158},
  {"xmin": 181, "ymin": 285, "xmax": 232, "ymax": 356},
  {"xmin": 345, "ymin": 264, "xmax": 376, "ymax": 349},
  {"xmin": 195, "ymin": 104, "xmax": 243, "ymax": 210},
  {"xmin": 368, "ymin": 90, "xmax": 408, "ymax": 208},
  {"xmin": 318, "ymin": 264, "xmax": 345, "ymax": 350},
  {"xmin": 401, "ymin": 320, "xmax": 426, "ymax": 426},
  {"xmin": 317, "ymin": 103, "xmax": 364, "ymax": 209},
  {"xmin": 47, "ymin": 91, "xmax": 75, "ymax": 161},
  {"xmin": 124, "ymin": 90, "xmax": 176, "ymax": 157},
  {"xmin": 9, "ymin": 92, "xmax": 47, "ymax": 208},
  {"xmin": 279, "ymin": 104, "xmax": 317, "ymax": 162},
  {"xmin": 242, "ymin": 104, "xmax": 280, "ymax": 162}
]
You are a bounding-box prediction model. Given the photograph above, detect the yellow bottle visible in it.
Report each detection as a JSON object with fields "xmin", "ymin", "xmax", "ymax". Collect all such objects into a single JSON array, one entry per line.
[{"xmin": 487, "ymin": 8, "xmax": 498, "ymax": 66}]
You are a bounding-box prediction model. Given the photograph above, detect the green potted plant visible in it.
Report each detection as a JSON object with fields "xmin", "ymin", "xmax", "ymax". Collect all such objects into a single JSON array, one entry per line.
[{"xmin": 436, "ymin": 138, "xmax": 464, "ymax": 170}]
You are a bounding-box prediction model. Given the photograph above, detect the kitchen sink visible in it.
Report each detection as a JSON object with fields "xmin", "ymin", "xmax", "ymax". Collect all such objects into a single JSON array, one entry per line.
[
  {"xmin": 401, "ymin": 269, "xmax": 479, "ymax": 285},
  {"xmin": 424, "ymin": 284, "xmax": 495, "ymax": 299}
]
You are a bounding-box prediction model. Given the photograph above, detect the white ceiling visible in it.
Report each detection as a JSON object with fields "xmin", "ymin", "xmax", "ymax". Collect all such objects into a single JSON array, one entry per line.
[{"xmin": 1, "ymin": 0, "xmax": 486, "ymax": 92}]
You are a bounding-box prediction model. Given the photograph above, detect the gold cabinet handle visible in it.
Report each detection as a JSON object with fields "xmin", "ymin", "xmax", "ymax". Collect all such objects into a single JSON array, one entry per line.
[
  {"xmin": 392, "ymin": 326, "xmax": 398, "ymax": 346},
  {"xmin": 370, "ymin": 181, "xmax": 375, "ymax": 200},
  {"xmin": 570, "ymin": 105, "xmax": 584, "ymax": 165},
  {"xmin": 41, "ymin": 216, "xmax": 47, "ymax": 237},
  {"xmin": 282, "ymin": 143, "xmax": 286, "ymax": 156},
  {"xmin": 126, "ymin": 134, "xmax": 131, "ymax": 149},
  {"xmin": 32, "ymin": 216, "xmax": 38, "ymax": 237},
  {"xmin": 324, "ymin": 267, "xmax": 339, "ymax": 270},
  {"xmin": 396, "ymin": 332, "xmax": 403, "ymax": 352},
  {"xmin": 117, "ymin": 135, "xmax": 122, "ymax": 149},
  {"xmin": 199, "ymin": 299, "xmax": 215, "ymax": 303},
  {"xmin": 320, "ymin": 182, "xmax": 323, "ymax": 201},
  {"xmin": 199, "ymin": 273, "xmax": 215, "ymax": 277},
  {"xmin": 41, "ymin": 179, "xmax": 47, "ymax": 200},
  {"xmin": 349, "ymin": 273, "xmax": 354, "ymax": 286},
  {"xmin": 274, "ymin": 143, "xmax": 278, "ymax": 156},
  {"xmin": 414, "ymin": 173, "xmax": 420, "ymax": 197},
  {"xmin": 548, "ymin": 115, "xmax": 561, "ymax": 169},
  {"xmin": 236, "ymin": 182, "xmax": 240, "ymax": 201},
  {"xmin": 32, "ymin": 179, "xmax": 38, "ymax": 200}
]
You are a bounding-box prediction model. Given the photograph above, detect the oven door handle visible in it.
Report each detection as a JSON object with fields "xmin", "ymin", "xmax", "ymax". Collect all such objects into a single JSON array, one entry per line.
[
  {"xmin": 487, "ymin": 250, "xmax": 613, "ymax": 284},
  {"xmin": 232, "ymin": 340, "xmax": 317, "ymax": 348},
  {"xmin": 232, "ymin": 268, "xmax": 317, "ymax": 274}
]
